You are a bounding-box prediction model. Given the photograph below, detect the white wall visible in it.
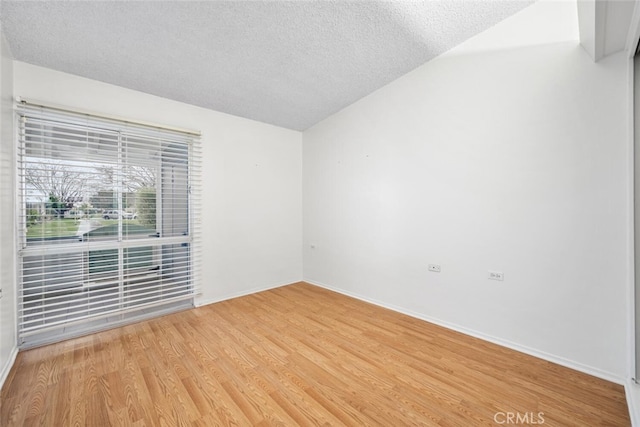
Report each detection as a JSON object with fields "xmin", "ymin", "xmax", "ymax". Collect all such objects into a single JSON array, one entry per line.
[
  {"xmin": 0, "ymin": 28, "xmax": 16, "ymax": 389},
  {"xmin": 13, "ymin": 61, "xmax": 303, "ymax": 306},
  {"xmin": 303, "ymin": 0, "xmax": 630, "ymax": 380},
  {"xmin": 3, "ymin": 0, "xmax": 631, "ymax": 391}
]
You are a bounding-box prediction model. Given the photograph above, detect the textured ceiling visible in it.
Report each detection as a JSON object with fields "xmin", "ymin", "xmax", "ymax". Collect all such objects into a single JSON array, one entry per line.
[{"xmin": 0, "ymin": 1, "xmax": 533, "ymax": 131}]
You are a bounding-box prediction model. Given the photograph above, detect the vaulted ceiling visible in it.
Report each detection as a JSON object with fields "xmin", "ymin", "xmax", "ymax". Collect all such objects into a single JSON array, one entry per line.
[{"xmin": 2, "ymin": 1, "xmax": 542, "ymax": 131}]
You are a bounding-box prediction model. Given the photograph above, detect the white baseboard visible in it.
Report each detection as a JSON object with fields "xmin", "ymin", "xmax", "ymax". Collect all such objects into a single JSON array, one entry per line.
[
  {"xmin": 195, "ymin": 280, "xmax": 298, "ymax": 308},
  {"xmin": 626, "ymin": 380, "xmax": 640, "ymax": 426},
  {"xmin": 305, "ymin": 279, "xmax": 625, "ymax": 385},
  {"xmin": 0, "ymin": 345, "xmax": 18, "ymax": 391}
]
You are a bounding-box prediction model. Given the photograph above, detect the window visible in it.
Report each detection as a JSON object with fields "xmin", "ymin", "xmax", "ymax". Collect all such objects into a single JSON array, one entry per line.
[{"xmin": 17, "ymin": 101, "xmax": 201, "ymax": 347}]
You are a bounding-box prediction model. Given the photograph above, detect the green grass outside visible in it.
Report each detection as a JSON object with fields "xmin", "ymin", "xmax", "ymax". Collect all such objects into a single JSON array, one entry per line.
[
  {"xmin": 27, "ymin": 218, "xmax": 80, "ymax": 238},
  {"xmin": 26, "ymin": 218, "xmax": 141, "ymax": 238}
]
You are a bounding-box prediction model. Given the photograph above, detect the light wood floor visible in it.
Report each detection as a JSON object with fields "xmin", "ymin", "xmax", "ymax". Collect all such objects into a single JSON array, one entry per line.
[{"xmin": 1, "ymin": 282, "xmax": 630, "ymax": 426}]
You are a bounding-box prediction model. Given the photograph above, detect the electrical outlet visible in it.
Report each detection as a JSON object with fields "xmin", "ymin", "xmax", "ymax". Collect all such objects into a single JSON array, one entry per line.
[
  {"xmin": 488, "ymin": 271, "xmax": 504, "ymax": 281},
  {"xmin": 428, "ymin": 264, "xmax": 441, "ymax": 273}
]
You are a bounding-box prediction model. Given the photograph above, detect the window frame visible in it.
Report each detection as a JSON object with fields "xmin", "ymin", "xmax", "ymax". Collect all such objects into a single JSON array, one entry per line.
[{"xmin": 15, "ymin": 100, "xmax": 202, "ymax": 347}]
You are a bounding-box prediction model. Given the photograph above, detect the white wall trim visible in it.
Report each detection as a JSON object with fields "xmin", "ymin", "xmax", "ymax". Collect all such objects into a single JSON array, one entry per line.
[
  {"xmin": 626, "ymin": 380, "xmax": 640, "ymax": 426},
  {"xmin": 195, "ymin": 281, "xmax": 296, "ymax": 308},
  {"xmin": 305, "ymin": 279, "xmax": 626, "ymax": 386},
  {"xmin": 629, "ymin": 46, "xmax": 637, "ymax": 386},
  {"xmin": 0, "ymin": 345, "xmax": 17, "ymax": 391}
]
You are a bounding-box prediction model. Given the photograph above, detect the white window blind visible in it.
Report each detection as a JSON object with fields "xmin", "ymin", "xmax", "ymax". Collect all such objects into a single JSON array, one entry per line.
[{"xmin": 17, "ymin": 101, "xmax": 202, "ymax": 347}]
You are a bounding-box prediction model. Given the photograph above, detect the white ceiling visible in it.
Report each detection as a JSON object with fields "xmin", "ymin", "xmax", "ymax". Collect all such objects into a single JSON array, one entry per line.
[{"xmin": 0, "ymin": 1, "xmax": 534, "ymax": 131}]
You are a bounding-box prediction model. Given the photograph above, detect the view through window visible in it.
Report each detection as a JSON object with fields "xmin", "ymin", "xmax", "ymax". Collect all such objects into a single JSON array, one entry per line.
[{"xmin": 17, "ymin": 103, "xmax": 201, "ymax": 347}]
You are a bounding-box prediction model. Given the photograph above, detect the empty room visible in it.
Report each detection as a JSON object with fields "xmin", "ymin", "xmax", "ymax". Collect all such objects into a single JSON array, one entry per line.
[{"xmin": 1, "ymin": 0, "xmax": 639, "ymax": 425}]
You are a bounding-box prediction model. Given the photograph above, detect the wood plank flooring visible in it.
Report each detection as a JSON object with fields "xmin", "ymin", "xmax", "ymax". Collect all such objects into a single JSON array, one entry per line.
[{"xmin": 1, "ymin": 282, "xmax": 630, "ymax": 426}]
